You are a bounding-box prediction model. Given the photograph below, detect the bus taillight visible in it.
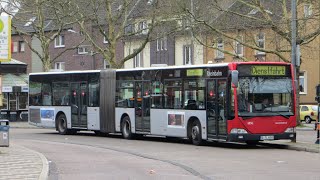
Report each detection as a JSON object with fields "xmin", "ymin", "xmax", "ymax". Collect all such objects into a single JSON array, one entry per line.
[{"xmin": 209, "ymin": 90, "xmax": 214, "ymax": 97}]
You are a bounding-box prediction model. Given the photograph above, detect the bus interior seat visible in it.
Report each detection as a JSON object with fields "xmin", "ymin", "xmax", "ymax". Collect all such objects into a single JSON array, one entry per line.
[{"xmin": 186, "ymin": 100, "xmax": 197, "ymax": 109}]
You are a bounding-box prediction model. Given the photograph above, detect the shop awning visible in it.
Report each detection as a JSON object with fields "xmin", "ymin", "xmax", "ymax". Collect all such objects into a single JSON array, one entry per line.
[{"xmin": 1, "ymin": 73, "xmax": 28, "ymax": 92}]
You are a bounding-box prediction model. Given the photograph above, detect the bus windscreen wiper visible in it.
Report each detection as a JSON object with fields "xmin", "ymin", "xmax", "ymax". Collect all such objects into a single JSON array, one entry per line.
[{"xmin": 273, "ymin": 112, "xmax": 291, "ymax": 119}]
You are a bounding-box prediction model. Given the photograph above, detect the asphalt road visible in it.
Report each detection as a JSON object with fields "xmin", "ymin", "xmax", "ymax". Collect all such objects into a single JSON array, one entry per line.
[{"xmin": 11, "ymin": 128, "xmax": 320, "ymax": 180}]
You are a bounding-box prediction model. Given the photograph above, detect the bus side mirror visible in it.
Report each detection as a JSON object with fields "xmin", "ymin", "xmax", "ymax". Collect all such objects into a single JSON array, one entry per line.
[{"xmin": 231, "ymin": 70, "xmax": 239, "ymax": 88}]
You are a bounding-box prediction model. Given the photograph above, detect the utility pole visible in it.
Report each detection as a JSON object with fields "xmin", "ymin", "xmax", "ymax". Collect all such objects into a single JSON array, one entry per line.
[
  {"xmin": 291, "ymin": 0, "xmax": 297, "ymax": 142},
  {"xmin": 291, "ymin": 0, "xmax": 297, "ymax": 80}
]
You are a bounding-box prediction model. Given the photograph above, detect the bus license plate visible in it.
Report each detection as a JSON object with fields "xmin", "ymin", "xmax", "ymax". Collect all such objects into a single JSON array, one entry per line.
[{"xmin": 260, "ymin": 136, "xmax": 274, "ymax": 140}]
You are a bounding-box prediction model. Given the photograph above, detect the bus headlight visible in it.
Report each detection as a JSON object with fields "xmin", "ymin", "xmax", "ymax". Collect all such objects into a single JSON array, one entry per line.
[
  {"xmin": 230, "ymin": 128, "xmax": 248, "ymax": 134},
  {"xmin": 284, "ymin": 127, "xmax": 295, "ymax": 133}
]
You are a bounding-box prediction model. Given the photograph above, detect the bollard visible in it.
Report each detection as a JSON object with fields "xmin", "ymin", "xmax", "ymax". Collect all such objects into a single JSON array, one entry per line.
[{"xmin": 0, "ymin": 119, "xmax": 9, "ymax": 147}]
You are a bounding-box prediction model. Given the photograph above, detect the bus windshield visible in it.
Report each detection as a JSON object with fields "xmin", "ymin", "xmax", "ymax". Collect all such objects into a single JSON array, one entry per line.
[{"xmin": 237, "ymin": 77, "xmax": 294, "ymax": 117}]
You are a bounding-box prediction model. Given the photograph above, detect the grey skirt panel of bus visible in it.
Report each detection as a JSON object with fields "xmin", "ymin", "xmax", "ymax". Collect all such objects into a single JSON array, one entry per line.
[
  {"xmin": 29, "ymin": 108, "xmax": 41, "ymax": 123},
  {"xmin": 99, "ymin": 69, "xmax": 116, "ymax": 133}
]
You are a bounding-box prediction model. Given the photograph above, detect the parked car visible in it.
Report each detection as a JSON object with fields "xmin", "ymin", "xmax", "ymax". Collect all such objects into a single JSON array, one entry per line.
[{"xmin": 299, "ymin": 105, "xmax": 319, "ymax": 123}]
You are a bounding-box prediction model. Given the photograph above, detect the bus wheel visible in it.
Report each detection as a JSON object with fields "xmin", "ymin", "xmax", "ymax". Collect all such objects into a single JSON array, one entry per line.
[
  {"xmin": 57, "ymin": 114, "xmax": 68, "ymax": 135},
  {"xmin": 190, "ymin": 120, "xmax": 202, "ymax": 146},
  {"xmin": 121, "ymin": 116, "xmax": 133, "ymax": 139}
]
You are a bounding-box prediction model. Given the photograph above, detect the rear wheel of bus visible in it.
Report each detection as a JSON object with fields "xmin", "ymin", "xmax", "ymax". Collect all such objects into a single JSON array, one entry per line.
[
  {"xmin": 189, "ymin": 120, "xmax": 202, "ymax": 146},
  {"xmin": 121, "ymin": 116, "xmax": 133, "ymax": 139}
]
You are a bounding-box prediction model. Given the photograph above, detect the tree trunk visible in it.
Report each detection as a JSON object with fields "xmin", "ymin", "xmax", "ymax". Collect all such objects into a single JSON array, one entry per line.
[{"xmin": 43, "ymin": 59, "xmax": 51, "ymax": 72}]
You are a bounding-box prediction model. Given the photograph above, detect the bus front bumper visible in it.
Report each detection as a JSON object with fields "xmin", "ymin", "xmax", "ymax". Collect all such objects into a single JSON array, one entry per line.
[{"xmin": 228, "ymin": 133, "xmax": 296, "ymax": 142}]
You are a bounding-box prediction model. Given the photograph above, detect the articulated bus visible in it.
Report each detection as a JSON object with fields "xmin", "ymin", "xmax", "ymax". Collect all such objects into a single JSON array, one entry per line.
[{"xmin": 28, "ymin": 62, "xmax": 296, "ymax": 145}]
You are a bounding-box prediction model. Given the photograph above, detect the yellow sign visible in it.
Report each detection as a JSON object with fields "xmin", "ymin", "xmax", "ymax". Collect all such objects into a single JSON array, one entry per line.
[
  {"xmin": 0, "ymin": 16, "xmax": 11, "ymax": 62},
  {"xmin": 251, "ymin": 66, "xmax": 286, "ymax": 76},
  {"xmin": 187, "ymin": 69, "xmax": 203, "ymax": 76}
]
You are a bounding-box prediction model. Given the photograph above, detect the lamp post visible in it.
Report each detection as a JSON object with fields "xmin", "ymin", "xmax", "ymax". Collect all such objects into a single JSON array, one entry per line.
[
  {"xmin": 291, "ymin": 0, "xmax": 297, "ymax": 79},
  {"xmin": 291, "ymin": 0, "xmax": 298, "ymax": 143}
]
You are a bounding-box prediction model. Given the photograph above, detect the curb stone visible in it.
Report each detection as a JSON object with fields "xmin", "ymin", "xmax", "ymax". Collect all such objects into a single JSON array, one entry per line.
[{"xmin": 17, "ymin": 145, "xmax": 49, "ymax": 180}]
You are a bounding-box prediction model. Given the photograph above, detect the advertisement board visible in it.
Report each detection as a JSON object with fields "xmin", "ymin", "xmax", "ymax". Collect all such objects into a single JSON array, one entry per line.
[{"xmin": 0, "ymin": 16, "xmax": 11, "ymax": 62}]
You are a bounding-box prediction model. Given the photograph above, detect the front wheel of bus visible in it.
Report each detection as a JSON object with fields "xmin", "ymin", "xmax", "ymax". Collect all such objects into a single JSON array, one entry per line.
[
  {"xmin": 191, "ymin": 120, "xmax": 202, "ymax": 146},
  {"xmin": 57, "ymin": 114, "xmax": 68, "ymax": 135},
  {"xmin": 121, "ymin": 116, "xmax": 133, "ymax": 139}
]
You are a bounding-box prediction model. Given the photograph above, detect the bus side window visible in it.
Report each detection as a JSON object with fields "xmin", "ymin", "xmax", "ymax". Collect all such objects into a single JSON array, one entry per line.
[
  {"xmin": 116, "ymin": 81, "xmax": 134, "ymax": 108},
  {"xmin": 164, "ymin": 80, "xmax": 183, "ymax": 109}
]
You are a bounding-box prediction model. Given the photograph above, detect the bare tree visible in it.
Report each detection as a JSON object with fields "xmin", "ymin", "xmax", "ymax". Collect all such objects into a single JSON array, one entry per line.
[
  {"xmin": 3, "ymin": 0, "xmax": 84, "ymax": 71},
  {"xmin": 68, "ymin": 0, "xmax": 162, "ymax": 69},
  {"xmin": 182, "ymin": 0, "xmax": 320, "ymax": 63}
]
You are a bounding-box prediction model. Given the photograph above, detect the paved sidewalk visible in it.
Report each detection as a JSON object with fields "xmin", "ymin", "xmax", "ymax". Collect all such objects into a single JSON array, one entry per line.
[
  {"xmin": 1, "ymin": 122, "xmax": 319, "ymax": 180},
  {"xmin": 0, "ymin": 122, "xmax": 48, "ymax": 180},
  {"xmin": 0, "ymin": 144, "xmax": 48, "ymax": 180}
]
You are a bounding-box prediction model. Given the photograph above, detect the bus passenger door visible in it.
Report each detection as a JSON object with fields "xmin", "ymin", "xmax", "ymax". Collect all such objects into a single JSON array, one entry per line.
[
  {"xmin": 70, "ymin": 82, "xmax": 88, "ymax": 128},
  {"xmin": 206, "ymin": 79, "xmax": 227, "ymax": 139},
  {"xmin": 135, "ymin": 81, "xmax": 151, "ymax": 133}
]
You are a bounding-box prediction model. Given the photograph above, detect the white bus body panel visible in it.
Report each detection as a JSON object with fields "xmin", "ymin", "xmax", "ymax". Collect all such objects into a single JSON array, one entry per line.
[
  {"xmin": 150, "ymin": 109, "xmax": 207, "ymax": 139},
  {"xmin": 115, "ymin": 108, "xmax": 207, "ymax": 139},
  {"xmin": 115, "ymin": 108, "xmax": 135, "ymax": 133},
  {"xmin": 29, "ymin": 106, "xmax": 71, "ymax": 129},
  {"xmin": 87, "ymin": 107, "xmax": 100, "ymax": 130}
]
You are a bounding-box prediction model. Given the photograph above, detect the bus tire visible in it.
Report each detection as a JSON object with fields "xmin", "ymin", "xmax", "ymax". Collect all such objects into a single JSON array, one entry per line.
[
  {"xmin": 57, "ymin": 114, "xmax": 68, "ymax": 135},
  {"xmin": 190, "ymin": 120, "xmax": 202, "ymax": 146},
  {"xmin": 121, "ymin": 116, "xmax": 133, "ymax": 139}
]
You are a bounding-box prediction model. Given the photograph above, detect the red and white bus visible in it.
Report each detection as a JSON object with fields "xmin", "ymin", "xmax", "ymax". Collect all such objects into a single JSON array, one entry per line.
[{"xmin": 29, "ymin": 62, "xmax": 296, "ymax": 145}]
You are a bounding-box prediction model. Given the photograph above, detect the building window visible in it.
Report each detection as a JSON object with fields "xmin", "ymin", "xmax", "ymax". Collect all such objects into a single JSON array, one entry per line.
[
  {"xmin": 157, "ymin": 35, "xmax": 167, "ymax": 51},
  {"xmin": 77, "ymin": 46, "xmax": 89, "ymax": 54},
  {"xmin": 13, "ymin": 41, "xmax": 25, "ymax": 52},
  {"xmin": 256, "ymin": 32, "xmax": 265, "ymax": 54},
  {"xmin": 0, "ymin": 94, "xmax": 8, "ymax": 110},
  {"xmin": 134, "ymin": 50, "xmax": 143, "ymax": 68},
  {"xmin": 13, "ymin": 42, "xmax": 18, "ymax": 52},
  {"xmin": 216, "ymin": 39, "xmax": 224, "ymax": 58},
  {"xmin": 125, "ymin": 24, "xmax": 134, "ymax": 34},
  {"xmin": 18, "ymin": 93, "xmax": 28, "ymax": 110},
  {"xmin": 9, "ymin": 93, "xmax": 17, "ymax": 111},
  {"xmin": 55, "ymin": 62, "xmax": 65, "ymax": 70},
  {"xmin": 55, "ymin": 35, "xmax": 65, "ymax": 48},
  {"xmin": 19, "ymin": 41, "xmax": 25, "ymax": 52},
  {"xmin": 182, "ymin": 17, "xmax": 191, "ymax": 30},
  {"xmin": 235, "ymin": 36, "xmax": 243, "ymax": 57},
  {"xmin": 138, "ymin": 21, "xmax": 148, "ymax": 35},
  {"xmin": 103, "ymin": 31, "xmax": 108, "ymax": 44},
  {"xmin": 304, "ymin": 4, "xmax": 312, "ymax": 17},
  {"xmin": 103, "ymin": 59, "xmax": 110, "ymax": 69},
  {"xmin": 299, "ymin": 71, "xmax": 307, "ymax": 94},
  {"xmin": 183, "ymin": 45, "xmax": 192, "ymax": 65}
]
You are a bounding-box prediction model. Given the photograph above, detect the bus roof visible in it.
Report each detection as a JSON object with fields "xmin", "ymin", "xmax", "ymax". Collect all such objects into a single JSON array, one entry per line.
[{"xmin": 29, "ymin": 62, "xmax": 291, "ymax": 75}]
